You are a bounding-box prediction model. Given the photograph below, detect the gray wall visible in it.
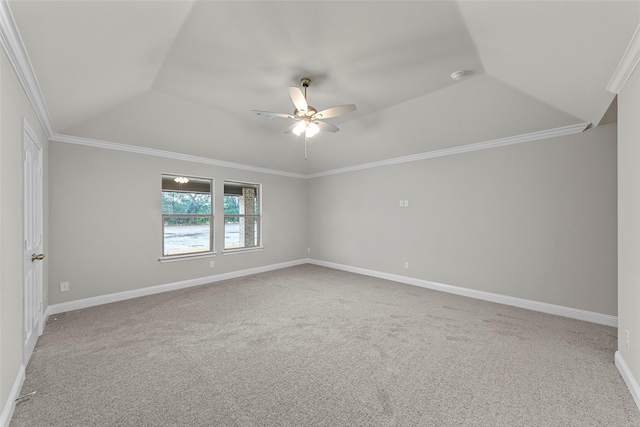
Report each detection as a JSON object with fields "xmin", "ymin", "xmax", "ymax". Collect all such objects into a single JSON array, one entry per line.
[
  {"xmin": 308, "ymin": 123, "xmax": 617, "ymax": 315},
  {"xmin": 618, "ymin": 63, "xmax": 640, "ymax": 388},
  {"xmin": 48, "ymin": 142, "xmax": 307, "ymax": 304},
  {"xmin": 0, "ymin": 49, "xmax": 49, "ymax": 417}
]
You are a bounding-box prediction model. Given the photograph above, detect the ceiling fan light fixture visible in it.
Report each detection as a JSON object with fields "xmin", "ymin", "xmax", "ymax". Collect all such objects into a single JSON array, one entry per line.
[
  {"xmin": 306, "ymin": 122, "xmax": 320, "ymax": 138},
  {"xmin": 292, "ymin": 121, "xmax": 306, "ymax": 136}
]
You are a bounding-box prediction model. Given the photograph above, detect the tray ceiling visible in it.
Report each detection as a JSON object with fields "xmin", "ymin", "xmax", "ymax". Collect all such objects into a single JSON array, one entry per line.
[{"xmin": 7, "ymin": 1, "xmax": 639, "ymax": 174}]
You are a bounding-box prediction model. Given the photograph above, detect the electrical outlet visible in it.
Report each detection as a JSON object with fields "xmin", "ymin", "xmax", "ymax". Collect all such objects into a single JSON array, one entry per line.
[
  {"xmin": 404, "ymin": 261, "xmax": 409, "ymax": 270},
  {"xmin": 404, "ymin": 200, "xmax": 409, "ymax": 207},
  {"xmin": 209, "ymin": 261, "xmax": 215, "ymax": 268},
  {"xmin": 59, "ymin": 281, "xmax": 69, "ymax": 292},
  {"xmin": 626, "ymin": 329, "xmax": 630, "ymax": 349},
  {"xmin": 307, "ymin": 248, "xmax": 311, "ymax": 253},
  {"xmin": 399, "ymin": 200, "xmax": 404, "ymax": 207}
]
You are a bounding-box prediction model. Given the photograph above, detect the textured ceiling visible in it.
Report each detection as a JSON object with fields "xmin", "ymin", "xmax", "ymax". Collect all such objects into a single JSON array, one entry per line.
[{"xmin": 7, "ymin": 0, "xmax": 640, "ymax": 174}]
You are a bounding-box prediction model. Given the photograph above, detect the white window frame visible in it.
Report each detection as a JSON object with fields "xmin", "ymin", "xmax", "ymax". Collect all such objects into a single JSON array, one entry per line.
[
  {"xmin": 223, "ymin": 180, "xmax": 263, "ymax": 254},
  {"xmin": 160, "ymin": 174, "xmax": 215, "ymax": 262}
]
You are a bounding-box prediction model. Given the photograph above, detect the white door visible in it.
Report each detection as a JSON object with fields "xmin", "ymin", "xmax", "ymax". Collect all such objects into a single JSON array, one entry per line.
[{"xmin": 23, "ymin": 123, "xmax": 44, "ymax": 366}]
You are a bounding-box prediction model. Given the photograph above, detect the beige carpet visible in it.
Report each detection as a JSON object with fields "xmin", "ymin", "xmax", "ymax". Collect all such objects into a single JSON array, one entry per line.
[{"xmin": 11, "ymin": 264, "xmax": 640, "ymax": 426}]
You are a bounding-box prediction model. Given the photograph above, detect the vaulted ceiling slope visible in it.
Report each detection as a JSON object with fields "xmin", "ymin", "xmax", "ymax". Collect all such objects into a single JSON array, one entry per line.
[{"xmin": 7, "ymin": 1, "xmax": 640, "ymax": 175}]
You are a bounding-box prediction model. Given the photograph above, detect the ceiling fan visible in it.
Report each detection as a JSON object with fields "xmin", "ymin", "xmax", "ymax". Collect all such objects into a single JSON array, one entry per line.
[{"xmin": 252, "ymin": 77, "xmax": 356, "ymax": 158}]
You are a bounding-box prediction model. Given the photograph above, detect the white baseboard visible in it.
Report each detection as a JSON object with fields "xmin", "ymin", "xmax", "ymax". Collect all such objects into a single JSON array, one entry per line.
[
  {"xmin": 308, "ymin": 259, "xmax": 618, "ymax": 327},
  {"xmin": 45, "ymin": 257, "xmax": 618, "ymax": 327},
  {"xmin": 616, "ymin": 351, "xmax": 640, "ymax": 411},
  {"xmin": 45, "ymin": 259, "xmax": 308, "ymax": 317},
  {"xmin": 0, "ymin": 365, "xmax": 25, "ymax": 427}
]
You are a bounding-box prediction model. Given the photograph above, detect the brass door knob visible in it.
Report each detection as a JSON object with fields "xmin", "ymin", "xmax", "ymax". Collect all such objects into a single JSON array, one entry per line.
[{"xmin": 31, "ymin": 253, "xmax": 45, "ymax": 262}]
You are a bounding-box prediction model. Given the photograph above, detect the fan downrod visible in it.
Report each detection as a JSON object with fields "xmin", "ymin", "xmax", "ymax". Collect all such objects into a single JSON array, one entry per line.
[{"xmin": 295, "ymin": 77, "xmax": 316, "ymax": 117}]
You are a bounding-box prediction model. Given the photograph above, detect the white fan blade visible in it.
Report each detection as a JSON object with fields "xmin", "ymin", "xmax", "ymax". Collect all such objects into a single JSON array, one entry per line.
[
  {"xmin": 289, "ymin": 87, "xmax": 308, "ymax": 113},
  {"xmin": 315, "ymin": 104, "xmax": 356, "ymax": 119},
  {"xmin": 315, "ymin": 121, "xmax": 340, "ymax": 133},
  {"xmin": 252, "ymin": 110, "xmax": 294, "ymax": 120}
]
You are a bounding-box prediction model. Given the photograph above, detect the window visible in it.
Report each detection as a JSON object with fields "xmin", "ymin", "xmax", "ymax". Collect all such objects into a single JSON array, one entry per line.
[
  {"xmin": 224, "ymin": 181, "xmax": 261, "ymax": 251},
  {"xmin": 161, "ymin": 175, "xmax": 213, "ymax": 257}
]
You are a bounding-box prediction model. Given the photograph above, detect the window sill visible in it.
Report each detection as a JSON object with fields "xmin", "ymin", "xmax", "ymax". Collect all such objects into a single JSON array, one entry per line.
[
  {"xmin": 222, "ymin": 246, "xmax": 264, "ymax": 256},
  {"xmin": 159, "ymin": 252, "xmax": 217, "ymax": 263}
]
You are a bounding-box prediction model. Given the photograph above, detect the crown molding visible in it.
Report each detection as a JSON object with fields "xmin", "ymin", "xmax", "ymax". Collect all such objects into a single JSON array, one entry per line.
[
  {"xmin": 49, "ymin": 133, "xmax": 307, "ymax": 179},
  {"xmin": 607, "ymin": 23, "xmax": 640, "ymax": 94},
  {"xmin": 50, "ymin": 122, "xmax": 588, "ymax": 180},
  {"xmin": 0, "ymin": 0, "xmax": 54, "ymax": 137},
  {"xmin": 306, "ymin": 122, "xmax": 591, "ymax": 179},
  {"xmin": 52, "ymin": 122, "xmax": 589, "ymax": 181}
]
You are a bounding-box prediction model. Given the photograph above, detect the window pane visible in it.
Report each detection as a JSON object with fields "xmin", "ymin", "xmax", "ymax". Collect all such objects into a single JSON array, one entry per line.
[
  {"xmin": 225, "ymin": 216, "xmax": 259, "ymax": 249},
  {"xmin": 163, "ymin": 217, "xmax": 211, "ymax": 256},
  {"xmin": 223, "ymin": 181, "xmax": 260, "ymax": 251},
  {"xmin": 246, "ymin": 216, "xmax": 259, "ymax": 247},
  {"xmin": 162, "ymin": 191, "xmax": 211, "ymax": 215},
  {"xmin": 223, "ymin": 195, "xmax": 240, "ymax": 215}
]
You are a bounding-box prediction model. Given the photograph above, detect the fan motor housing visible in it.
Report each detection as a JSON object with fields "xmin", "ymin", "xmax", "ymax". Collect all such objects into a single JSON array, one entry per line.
[{"xmin": 294, "ymin": 105, "xmax": 317, "ymax": 119}]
